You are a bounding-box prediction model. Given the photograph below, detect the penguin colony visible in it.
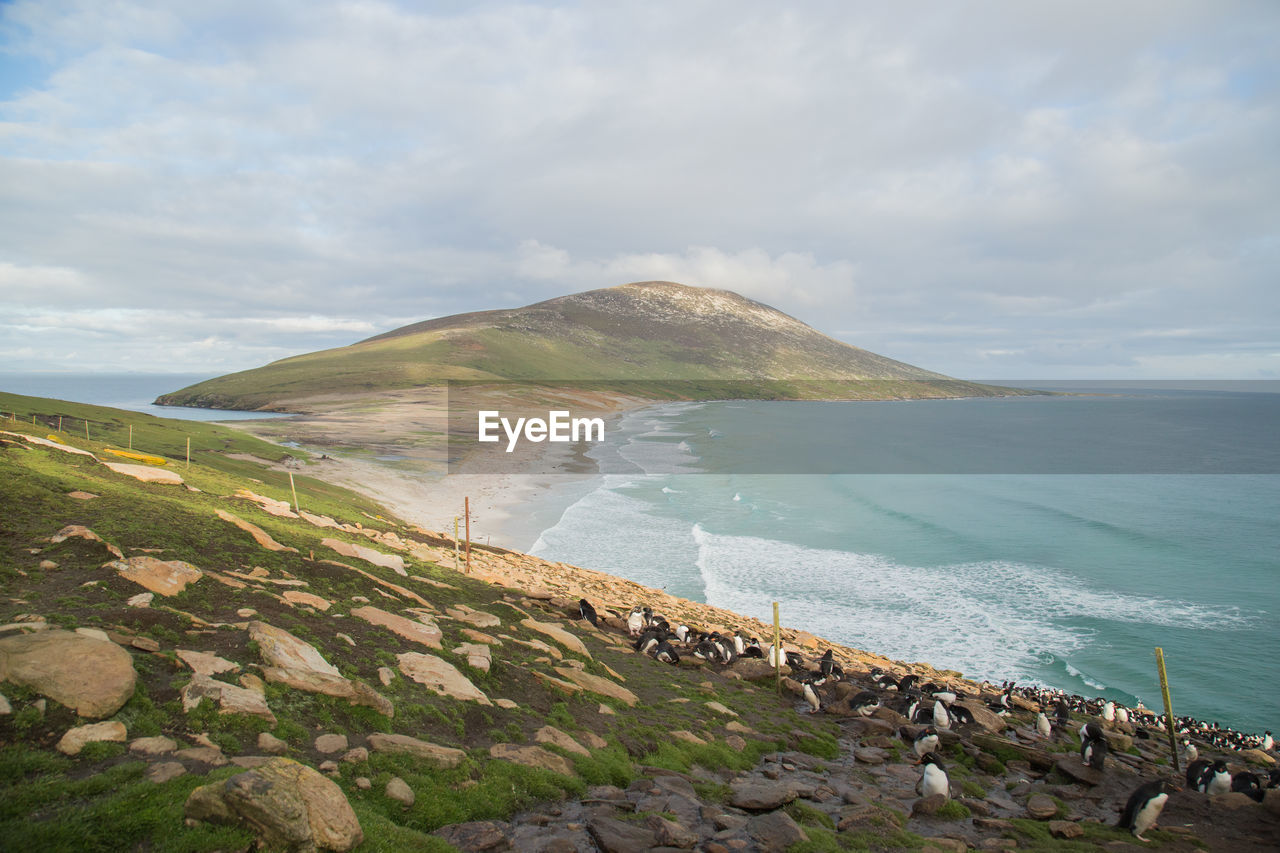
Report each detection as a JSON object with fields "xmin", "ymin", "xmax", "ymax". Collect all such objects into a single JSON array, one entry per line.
[{"xmin": 580, "ymin": 598, "xmax": 1279, "ymax": 843}]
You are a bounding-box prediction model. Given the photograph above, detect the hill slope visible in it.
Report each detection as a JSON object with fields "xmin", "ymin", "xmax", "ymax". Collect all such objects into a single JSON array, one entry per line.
[{"xmin": 156, "ymin": 282, "xmax": 1006, "ymax": 411}]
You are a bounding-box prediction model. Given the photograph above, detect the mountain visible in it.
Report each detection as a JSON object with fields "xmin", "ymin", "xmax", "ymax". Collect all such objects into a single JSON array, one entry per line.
[{"xmin": 156, "ymin": 281, "xmax": 1008, "ymax": 410}]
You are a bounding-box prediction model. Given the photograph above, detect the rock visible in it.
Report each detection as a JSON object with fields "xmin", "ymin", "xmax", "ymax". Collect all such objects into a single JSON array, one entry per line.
[
  {"xmin": 176, "ymin": 649, "xmax": 239, "ymax": 677},
  {"xmin": 954, "ymin": 700, "xmax": 1008, "ymax": 734},
  {"xmin": 726, "ymin": 721, "xmax": 755, "ymax": 734},
  {"xmin": 259, "ymin": 732, "xmax": 289, "ymax": 755},
  {"xmin": 1240, "ymin": 748, "xmax": 1276, "ymax": 766},
  {"xmin": 1049, "ymin": 820, "xmax": 1083, "ymax": 839},
  {"xmin": 322, "ymin": 538, "xmax": 405, "ymax": 575},
  {"xmin": 647, "ymin": 814, "xmax": 698, "ymax": 848},
  {"xmin": 452, "ymin": 642, "xmax": 492, "ymax": 673},
  {"xmin": 181, "ymin": 674, "xmax": 277, "ymax": 724},
  {"xmin": 127, "ymin": 592, "xmax": 154, "ymax": 607},
  {"xmin": 355, "ymin": 777, "xmax": 371, "ymax": 790},
  {"xmin": 1210, "ymin": 791, "xmax": 1260, "ymax": 810},
  {"xmin": 248, "ymin": 621, "xmax": 340, "ymax": 676},
  {"xmin": 495, "ymin": 698, "xmax": 517, "ymax": 709},
  {"xmin": 237, "ymin": 608, "xmax": 257, "ymax": 618},
  {"xmin": 315, "ymin": 734, "xmax": 349, "ymax": 754},
  {"xmin": 581, "ymin": 731, "xmax": 607, "ymax": 750},
  {"xmin": 366, "ymin": 733, "xmax": 466, "ymax": 768},
  {"xmin": 240, "ymin": 674, "xmax": 267, "ymax": 694},
  {"xmin": 923, "ymin": 839, "xmax": 968, "ymax": 853},
  {"xmin": 535, "ymin": 725, "xmax": 590, "ymax": 756},
  {"xmin": 67, "ymin": 491, "xmax": 99, "ymax": 499},
  {"xmin": 671, "ymin": 730, "xmax": 706, "ymax": 746},
  {"xmin": 57, "ymin": 720, "xmax": 127, "ymax": 755},
  {"xmin": 588, "ymin": 815, "xmax": 656, "ymax": 853},
  {"xmin": 1054, "ymin": 757, "xmax": 1105, "ymax": 786},
  {"xmin": 38, "ymin": 559, "xmax": 58, "ymax": 569},
  {"xmin": 216, "ymin": 509, "xmax": 298, "ymax": 553},
  {"xmin": 520, "ymin": 619, "xmax": 591, "ymax": 658},
  {"xmin": 397, "ymin": 652, "xmax": 492, "ymax": 705},
  {"xmin": 147, "ymin": 761, "xmax": 187, "ymax": 783},
  {"xmin": 175, "ymin": 746, "xmax": 227, "ymax": 766},
  {"xmin": 0, "ymin": 693, "xmax": 11, "ymax": 715},
  {"xmin": 447, "ymin": 607, "xmax": 501, "ymax": 629},
  {"xmin": 726, "ymin": 734, "xmax": 747, "ymax": 751},
  {"xmin": 551, "ymin": 667, "xmax": 638, "ymax": 706},
  {"xmin": 0, "ymin": 629, "xmax": 136, "ymax": 718},
  {"xmin": 730, "ymin": 778, "xmax": 798, "ymax": 811},
  {"xmin": 746, "ymin": 810, "xmax": 809, "ymax": 850},
  {"xmin": 704, "ymin": 700, "xmax": 738, "ymax": 717},
  {"xmin": 342, "ymin": 747, "xmax": 367, "ymax": 764},
  {"xmin": 261, "ymin": 667, "xmax": 393, "ymax": 717},
  {"xmin": 49, "ymin": 524, "xmax": 123, "ymax": 558},
  {"xmin": 377, "ymin": 666, "xmax": 394, "ymax": 686},
  {"xmin": 131, "ymin": 636, "xmax": 161, "ymax": 652},
  {"xmin": 130, "ymin": 735, "xmax": 178, "ymax": 755},
  {"xmin": 102, "ymin": 461, "xmax": 184, "ymax": 484},
  {"xmin": 854, "ymin": 748, "xmax": 886, "ymax": 765},
  {"xmin": 74, "ymin": 627, "xmax": 110, "ymax": 642},
  {"xmin": 106, "ymin": 556, "xmax": 202, "ymax": 596},
  {"xmin": 912, "ymin": 793, "xmax": 949, "ymax": 816},
  {"xmin": 184, "ymin": 757, "xmax": 363, "ymax": 852},
  {"xmin": 972, "ymin": 734, "xmax": 1055, "ymax": 771},
  {"xmin": 351, "ymin": 606, "xmax": 442, "ymax": 649},
  {"xmin": 435, "ymin": 820, "xmax": 511, "ymax": 852},
  {"xmin": 386, "ymin": 776, "xmax": 415, "ymax": 807},
  {"xmin": 284, "ymin": 591, "xmax": 333, "ymax": 611},
  {"xmin": 1025, "ymin": 793, "xmax": 1060, "ymax": 820},
  {"xmin": 489, "ymin": 743, "xmax": 574, "ymax": 776}
]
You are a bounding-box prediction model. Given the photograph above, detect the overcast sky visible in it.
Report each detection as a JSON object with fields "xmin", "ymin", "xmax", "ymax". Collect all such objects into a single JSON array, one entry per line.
[{"xmin": 1, "ymin": 1, "xmax": 1277, "ymax": 379}]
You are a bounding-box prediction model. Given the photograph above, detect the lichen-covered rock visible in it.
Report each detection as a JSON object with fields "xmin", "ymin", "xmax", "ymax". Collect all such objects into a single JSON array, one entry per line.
[
  {"xmin": 352, "ymin": 606, "xmax": 441, "ymax": 649},
  {"xmin": 365, "ymin": 733, "xmax": 466, "ymax": 768},
  {"xmin": 489, "ymin": 743, "xmax": 574, "ymax": 776},
  {"xmin": 181, "ymin": 674, "xmax": 276, "ymax": 724},
  {"xmin": 184, "ymin": 757, "xmax": 362, "ymax": 852},
  {"xmin": 0, "ymin": 629, "xmax": 136, "ymax": 718},
  {"xmin": 397, "ymin": 652, "xmax": 491, "ymax": 705},
  {"xmin": 57, "ymin": 721, "xmax": 127, "ymax": 755},
  {"xmin": 106, "ymin": 556, "xmax": 202, "ymax": 596}
]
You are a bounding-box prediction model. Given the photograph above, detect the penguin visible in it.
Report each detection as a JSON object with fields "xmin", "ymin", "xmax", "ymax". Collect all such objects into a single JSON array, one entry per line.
[
  {"xmin": 732, "ymin": 632, "xmax": 745, "ymax": 656},
  {"xmin": 635, "ymin": 631, "xmax": 662, "ymax": 656},
  {"xmin": 1231, "ymin": 771, "xmax": 1265, "ymax": 803},
  {"xmin": 1182, "ymin": 739, "xmax": 1198, "ymax": 764},
  {"xmin": 802, "ymin": 680, "xmax": 822, "ymax": 714},
  {"xmin": 1117, "ymin": 779, "xmax": 1174, "ymax": 842},
  {"xmin": 1264, "ymin": 731, "xmax": 1274, "ymax": 752},
  {"xmin": 819, "ymin": 649, "xmax": 835, "ymax": 679},
  {"xmin": 784, "ymin": 650, "xmax": 806, "ymax": 672},
  {"xmin": 578, "ymin": 599, "xmax": 598, "ymax": 627},
  {"xmin": 1266, "ymin": 768, "xmax": 1280, "ymax": 789},
  {"xmin": 743, "ymin": 638, "xmax": 764, "ymax": 659},
  {"xmin": 1116, "ymin": 706, "xmax": 1130, "ymax": 725},
  {"xmin": 1102, "ymin": 701, "xmax": 1115, "ymax": 723},
  {"xmin": 1080, "ymin": 722, "xmax": 1106, "ymax": 742},
  {"xmin": 1204, "ymin": 760, "xmax": 1231, "ymax": 795},
  {"xmin": 849, "ymin": 690, "xmax": 880, "ymax": 717},
  {"xmin": 915, "ymin": 752, "xmax": 949, "ymax": 799},
  {"xmin": 897, "ymin": 674, "xmax": 919, "ymax": 693},
  {"xmin": 931, "ymin": 688, "xmax": 957, "ymax": 706},
  {"xmin": 675, "ymin": 624, "xmax": 689, "ymax": 643},
  {"xmin": 912, "ymin": 726, "xmax": 940, "ymax": 758},
  {"xmin": 1036, "ymin": 712, "xmax": 1052, "ymax": 739},
  {"xmin": 626, "ymin": 607, "xmax": 645, "ymax": 637},
  {"xmin": 653, "ymin": 640, "xmax": 680, "ymax": 665},
  {"xmin": 932, "ymin": 699, "xmax": 951, "ymax": 730},
  {"xmin": 1055, "ymin": 698, "xmax": 1071, "ymax": 727},
  {"xmin": 1081, "ymin": 726, "xmax": 1109, "ymax": 771}
]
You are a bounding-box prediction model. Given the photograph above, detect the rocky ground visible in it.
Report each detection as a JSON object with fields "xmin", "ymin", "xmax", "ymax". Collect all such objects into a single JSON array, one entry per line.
[{"xmin": 1, "ymin": 421, "xmax": 1278, "ymax": 852}]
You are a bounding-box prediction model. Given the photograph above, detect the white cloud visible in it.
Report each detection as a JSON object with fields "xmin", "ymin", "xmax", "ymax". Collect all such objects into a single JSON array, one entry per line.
[{"xmin": 0, "ymin": 1, "xmax": 1277, "ymax": 378}]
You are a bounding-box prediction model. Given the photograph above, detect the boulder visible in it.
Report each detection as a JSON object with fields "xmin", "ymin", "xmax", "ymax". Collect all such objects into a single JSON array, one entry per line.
[
  {"xmin": 1025, "ymin": 793, "xmax": 1059, "ymax": 820},
  {"xmin": 147, "ymin": 762, "xmax": 187, "ymax": 784},
  {"xmin": 0, "ymin": 629, "xmax": 136, "ymax": 718},
  {"xmin": 730, "ymin": 778, "xmax": 798, "ymax": 811},
  {"xmin": 1049, "ymin": 820, "xmax": 1083, "ymax": 839},
  {"xmin": 446, "ymin": 606, "xmax": 501, "ymax": 629},
  {"xmin": 534, "ymin": 725, "xmax": 590, "ymax": 756},
  {"xmin": 385, "ymin": 777, "xmax": 415, "ymax": 807},
  {"xmin": 260, "ymin": 667, "xmax": 393, "ymax": 717},
  {"xmin": 953, "ymin": 700, "xmax": 1008, "ymax": 734},
  {"xmin": 57, "ymin": 720, "xmax": 127, "ymax": 755},
  {"xmin": 552, "ymin": 667, "xmax": 638, "ymax": 706},
  {"xmin": 452, "ymin": 643, "xmax": 492, "ymax": 673},
  {"xmin": 434, "ymin": 820, "xmax": 511, "ymax": 851},
  {"xmin": 1240, "ymin": 748, "xmax": 1276, "ymax": 766},
  {"xmin": 258, "ymin": 732, "xmax": 289, "ymax": 755},
  {"xmin": 315, "ymin": 734, "xmax": 349, "ymax": 754},
  {"xmin": 746, "ymin": 810, "xmax": 809, "ymax": 850},
  {"xmin": 588, "ymin": 815, "xmax": 657, "ymax": 853},
  {"xmin": 248, "ymin": 621, "xmax": 340, "ymax": 677},
  {"xmin": 102, "ymin": 461, "xmax": 184, "ymax": 484},
  {"xmin": 488, "ymin": 743, "xmax": 574, "ymax": 777},
  {"xmin": 130, "ymin": 736, "xmax": 178, "ymax": 756},
  {"xmin": 181, "ymin": 674, "xmax": 277, "ymax": 724},
  {"xmin": 520, "ymin": 619, "xmax": 591, "ymax": 658},
  {"xmin": 184, "ymin": 757, "xmax": 363, "ymax": 852},
  {"xmin": 106, "ymin": 556, "xmax": 202, "ymax": 596},
  {"xmin": 912, "ymin": 793, "xmax": 949, "ymax": 817},
  {"xmin": 176, "ymin": 649, "xmax": 239, "ymax": 677},
  {"xmin": 321, "ymin": 538, "xmax": 404, "ymax": 575},
  {"xmin": 351, "ymin": 606, "xmax": 442, "ymax": 649},
  {"xmin": 365, "ymin": 733, "xmax": 466, "ymax": 768},
  {"xmin": 397, "ymin": 652, "xmax": 492, "ymax": 705},
  {"xmin": 49, "ymin": 525, "xmax": 123, "ymax": 558},
  {"xmin": 217, "ymin": 509, "xmax": 297, "ymax": 552},
  {"xmin": 283, "ymin": 591, "xmax": 333, "ymax": 611},
  {"xmin": 1054, "ymin": 757, "xmax": 1105, "ymax": 786}
]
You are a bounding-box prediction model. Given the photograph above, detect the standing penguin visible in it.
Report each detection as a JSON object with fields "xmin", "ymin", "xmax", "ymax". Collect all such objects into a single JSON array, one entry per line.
[
  {"xmin": 1102, "ymin": 701, "xmax": 1116, "ymax": 723},
  {"xmin": 626, "ymin": 607, "xmax": 645, "ymax": 637},
  {"xmin": 1116, "ymin": 706, "xmax": 1130, "ymax": 725},
  {"xmin": 1182, "ymin": 739, "xmax": 1198, "ymax": 764},
  {"xmin": 819, "ymin": 649, "xmax": 835, "ymax": 679},
  {"xmin": 932, "ymin": 699, "xmax": 952, "ymax": 730},
  {"xmin": 1117, "ymin": 779, "xmax": 1175, "ymax": 842},
  {"xmin": 802, "ymin": 679, "xmax": 823, "ymax": 715},
  {"xmin": 1081, "ymin": 725, "xmax": 1109, "ymax": 771},
  {"xmin": 578, "ymin": 599, "xmax": 598, "ymax": 627},
  {"xmin": 912, "ymin": 726, "xmax": 940, "ymax": 758},
  {"xmin": 1204, "ymin": 760, "xmax": 1232, "ymax": 795},
  {"xmin": 915, "ymin": 752, "xmax": 949, "ymax": 799},
  {"xmin": 849, "ymin": 690, "xmax": 880, "ymax": 717},
  {"xmin": 1264, "ymin": 731, "xmax": 1274, "ymax": 752},
  {"xmin": 1036, "ymin": 712, "xmax": 1052, "ymax": 739}
]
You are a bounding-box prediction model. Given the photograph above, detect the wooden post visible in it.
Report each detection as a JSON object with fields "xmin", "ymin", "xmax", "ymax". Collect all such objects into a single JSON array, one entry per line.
[
  {"xmin": 85, "ymin": 420, "xmax": 90, "ymax": 441},
  {"xmin": 58, "ymin": 416, "xmax": 62, "ymax": 432},
  {"xmin": 128, "ymin": 424, "xmax": 133, "ymax": 450},
  {"xmin": 1155, "ymin": 647, "xmax": 1180, "ymax": 773},
  {"xmin": 289, "ymin": 471, "xmax": 299, "ymax": 514},
  {"xmin": 773, "ymin": 602, "xmax": 782, "ymax": 694},
  {"xmin": 464, "ymin": 497, "xmax": 471, "ymax": 573},
  {"xmin": 453, "ymin": 516, "xmax": 460, "ymax": 571}
]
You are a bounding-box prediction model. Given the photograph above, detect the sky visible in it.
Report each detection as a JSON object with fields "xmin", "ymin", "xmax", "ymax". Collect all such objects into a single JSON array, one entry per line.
[{"xmin": 1, "ymin": 1, "xmax": 1277, "ymax": 380}]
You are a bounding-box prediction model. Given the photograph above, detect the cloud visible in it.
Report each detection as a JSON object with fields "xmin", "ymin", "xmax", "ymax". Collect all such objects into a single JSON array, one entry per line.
[{"xmin": 0, "ymin": 1, "xmax": 1277, "ymax": 377}]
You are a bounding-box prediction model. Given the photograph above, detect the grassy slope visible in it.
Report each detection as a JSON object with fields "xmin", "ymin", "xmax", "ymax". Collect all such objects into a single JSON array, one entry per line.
[{"xmin": 0, "ymin": 399, "xmax": 840, "ymax": 851}]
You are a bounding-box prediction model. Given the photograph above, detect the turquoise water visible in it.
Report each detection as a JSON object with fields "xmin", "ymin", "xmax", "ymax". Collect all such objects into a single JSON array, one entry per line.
[
  {"xmin": 531, "ymin": 387, "xmax": 1279, "ymax": 735},
  {"xmin": 0, "ymin": 373, "xmax": 289, "ymax": 421}
]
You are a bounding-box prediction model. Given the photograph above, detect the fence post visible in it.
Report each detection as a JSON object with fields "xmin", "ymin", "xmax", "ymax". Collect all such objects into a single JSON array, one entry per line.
[
  {"xmin": 289, "ymin": 471, "xmax": 300, "ymax": 514},
  {"xmin": 773, "ymin": 602, "xmax": 782, "ymax": 694},
  {"xmin": 1155, "ymin": 647, "xmax": 1180, "ymax": 773}
]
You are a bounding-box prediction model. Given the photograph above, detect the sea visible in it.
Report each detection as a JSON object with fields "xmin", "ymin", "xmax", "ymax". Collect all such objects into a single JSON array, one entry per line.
[
  {"xmin": 4, "ymin": 373, "xmax": 1276, "ymax": 735},
  {"xmin": 527, "ymin": 382, "xmax": 1280, "ymax": 736}
]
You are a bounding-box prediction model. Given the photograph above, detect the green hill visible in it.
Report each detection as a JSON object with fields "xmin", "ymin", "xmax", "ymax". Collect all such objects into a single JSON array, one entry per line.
[{"xmin": 155, "ymin": 282, "xmax": 1019, "ymax": 411}]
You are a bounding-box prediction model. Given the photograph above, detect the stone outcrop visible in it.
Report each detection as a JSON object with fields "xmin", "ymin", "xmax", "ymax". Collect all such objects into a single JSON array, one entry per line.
[
  {"xmin": 184, "ymin": 757, "xmax": 363, "ymax": 852},
  {"xmin": 57, "ymin": 720, "xmax": 127, "ymax": 755},
  {"xmin": 351, "ymin": 606, "xmax": 441, "ymax": 649},
  {"xmin": 551, "ymin": 666, "xmax": 638, "ymax": 706},
  {"xmin": 248, "ymin": 621, "xmax": 341, "ymax": 677},
  {"xmin": 216, "ymin": 509, "xmax": 297, "ymax": 553},
  {"xmin": 397, "ymin": 652, "xmax": 491, "ymax": 705},
  {"xmin": 321, "ymin": 538, "xmax": 405, "ymax": 575},
  {"xmin": 0, "ymin": 629, "xmax": 136, "ymax": 718},
  {"xmin": 181, "ymin": 674, "xmax": 277, "ymax": 724},
  {"xmin": 102, "ymin": 461, "xmax": 184, "ymax": 484},
  {"xmin": 489, "ymin": 743, "xmax": 575, "ymax": 777},
  {"xmin": 49, "ymin": 524, "xmax": 124, "ymax": 558},
  {"xmin": 520, "ymin": 618, "xmax": 591, "ymax": 658},
  {"xmin": 365, "ymin": 733, "xmax": 466, "ymax": 768},
  {"xmin": 107, "ymin": 556, "xmax": 203, "ymax": 596}
]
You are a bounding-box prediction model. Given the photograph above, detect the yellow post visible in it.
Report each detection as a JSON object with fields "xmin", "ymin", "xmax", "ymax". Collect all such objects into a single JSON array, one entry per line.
[
  {"xmin": 85, "ymin": 420, "xmax": 89, "ymax": 441},
  {"xmin": 773, "ymin": 601, "xmax": 782, "ymax": 694},
  {"xmin": 58, "ymin": 416, "xmax": 62, "ymax": 432},
  {"xmin": 464, "ymin": 497, "xmax": 472, "ymax": 573},
  {"xmin": 289, "ymin": 471, "xmax": 300, "ymax": 514},
  {"xmin": 1155, "ymin": 647, "xmax": 1180, "ymax": 773},
  {"xmin": 128, "ymin": 424, "xmax": 133, "ymax": 450},
  {"xmin": 453, "ymin": 516, "xmax": 460, "ymax": 571}
]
